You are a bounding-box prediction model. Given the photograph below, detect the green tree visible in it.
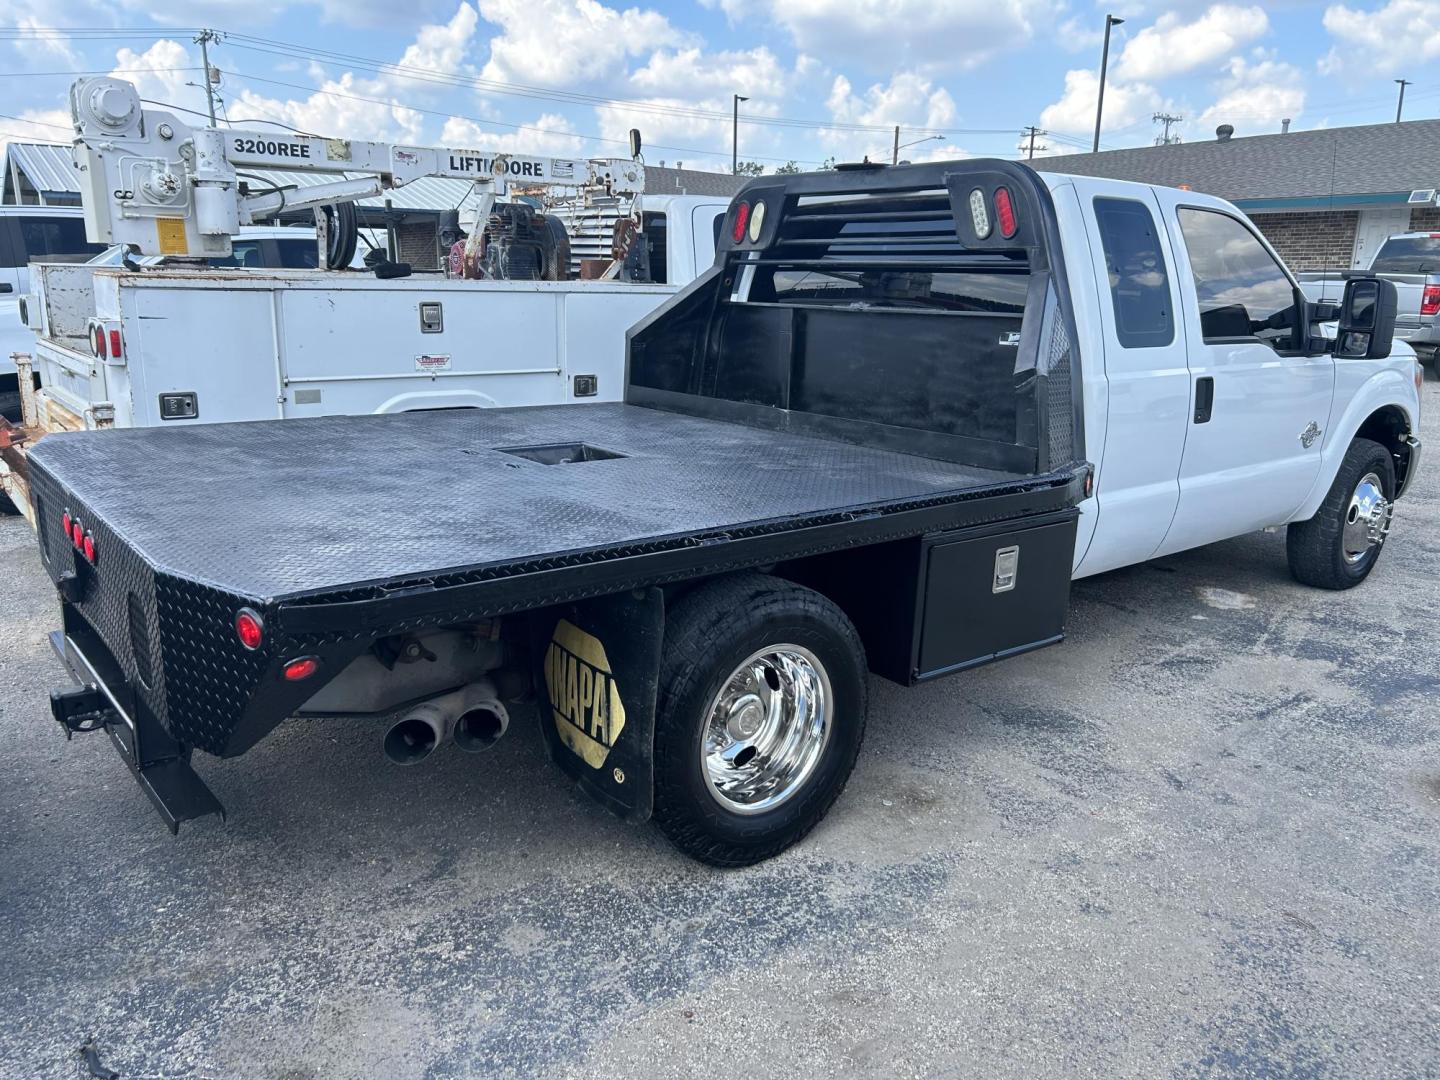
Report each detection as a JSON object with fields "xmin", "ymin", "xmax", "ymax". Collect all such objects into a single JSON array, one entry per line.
[
  {"xmin": 773, "ymin": 160, "xmax": 802, "ymax": 174},
  {"xmin": 734, "ymin": 160, "xmax": 766, "ymax": 176}
]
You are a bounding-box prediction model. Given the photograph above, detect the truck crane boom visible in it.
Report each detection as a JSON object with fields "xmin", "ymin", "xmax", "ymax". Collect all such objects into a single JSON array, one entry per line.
[{"xmin": 68, "ymin": 76, "xmax": 645, "ymax": 261}]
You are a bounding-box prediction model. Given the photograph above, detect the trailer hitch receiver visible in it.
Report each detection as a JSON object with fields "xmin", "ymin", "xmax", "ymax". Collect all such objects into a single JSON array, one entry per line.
[{"xmin": 49, "ymin": 684, "xmax": 115, "ymax": 739}]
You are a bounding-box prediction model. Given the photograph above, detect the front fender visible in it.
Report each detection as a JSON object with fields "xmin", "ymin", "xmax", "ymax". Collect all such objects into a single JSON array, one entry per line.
[{"xmin": 1293, "ymin": 366, "xmax": 1418, "ymax": 522}]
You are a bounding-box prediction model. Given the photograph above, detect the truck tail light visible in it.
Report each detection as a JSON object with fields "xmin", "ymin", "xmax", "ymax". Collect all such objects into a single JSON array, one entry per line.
[
  {"xmin": 235, "ymin": 608, "xmax": 264, "ymax": 650},
  {"xmin": 282, "ymin": 656, "xmax": 319, "ymax": 681},
  {"xmin": 90, "ymin": 325, "xmax": 106, "ymax": 359},
  {"xmin": 732, "ymin": 201, "xmax": 750, "ymax": 244},
  {"xmin": 108, "ymin": 328, "xmax": 123, "ymax": 360},
  {"xmin": 1422, "ymin": 285, "xmax": 1440, "ymax": 316},
  {"xmin": 994, "ymin": 187, "xmax": 1018, "ymax": 239}
]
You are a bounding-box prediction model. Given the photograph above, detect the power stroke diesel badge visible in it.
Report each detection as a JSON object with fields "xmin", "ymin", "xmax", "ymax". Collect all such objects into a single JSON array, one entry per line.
[{"xmin": 544, "ymin": 620, "xmax": 626, "ymax": 769}]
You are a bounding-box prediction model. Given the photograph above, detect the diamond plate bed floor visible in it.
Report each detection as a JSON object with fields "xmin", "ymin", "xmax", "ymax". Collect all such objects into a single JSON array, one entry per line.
[{"xmin": 29, "ymin": 403, "xmax": 1025, "ymax": 600}]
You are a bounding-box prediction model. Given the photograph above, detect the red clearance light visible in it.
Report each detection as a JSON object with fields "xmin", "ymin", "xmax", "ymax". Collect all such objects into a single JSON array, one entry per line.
[
  {"xmin": 732, "ymin": 201, "xmax": 751, "ymax": 244},
  {"xmin": 1422, "ymin": 284, "xmax": 1440, "ymax": 316},
  {"xmin": 62, "ymin": 509, "xmax": 72, "ymax": 536},
  {"xmin": 82, "ymin": 532, "xmax": 96, "ymax": 565},
  {"xmin": 108, "ymin": 328, "xmax": 122, "ymax": 360},
  {"xmin": 994, "ymin": 187, "xmax": 1018, "ymax": 239},
  {"xmin": 235, "ymin": 608, "xmax": 264, "ymax": 651},
  {"xmin": 282, "ymin": 656, "xmax": 319, "ymax": 681},
  {"xmin": 71, "ymin": 520, "xmax": 84, "ymax": 548}
]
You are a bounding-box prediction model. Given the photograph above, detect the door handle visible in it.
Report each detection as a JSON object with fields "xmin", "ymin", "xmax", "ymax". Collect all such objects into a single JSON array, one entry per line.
[{"xmin": 1194, "ymin": 376, "xmax": 1214, "ymax": 424}]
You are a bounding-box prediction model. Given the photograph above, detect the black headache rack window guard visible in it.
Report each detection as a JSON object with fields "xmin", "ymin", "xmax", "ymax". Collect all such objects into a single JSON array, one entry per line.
[
  {"xmin": 272, "ymin": 465, "xmax": 1090, "ymax": 636},
  {"xmin": 626, "ymin": 158, "xmax": 1087, "ymax": 476}
]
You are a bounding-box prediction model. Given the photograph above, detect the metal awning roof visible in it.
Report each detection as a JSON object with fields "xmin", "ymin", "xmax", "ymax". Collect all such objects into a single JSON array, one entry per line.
[{"xmin": 5, "ymin": 142, "xmax": 80, "ymax": 197}]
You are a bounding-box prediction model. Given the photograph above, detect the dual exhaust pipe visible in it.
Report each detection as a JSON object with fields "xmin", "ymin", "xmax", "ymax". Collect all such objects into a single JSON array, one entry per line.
[{"xmin": 383, "ymin": 681, "xmax": 510, "ymax": 765}]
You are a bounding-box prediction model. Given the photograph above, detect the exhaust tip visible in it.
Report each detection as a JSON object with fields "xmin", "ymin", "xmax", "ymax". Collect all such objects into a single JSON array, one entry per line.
[
  {"xmin": 454, "ymin": 705, "xmax": 507, "ymax": 753},
  {"xmin": 383, "ymin": 716, "xmax": 440, "ymax": 765}
]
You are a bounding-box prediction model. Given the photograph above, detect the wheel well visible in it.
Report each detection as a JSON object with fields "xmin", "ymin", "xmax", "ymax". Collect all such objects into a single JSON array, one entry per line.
[{"xmin": 1354, "ymin": 405, "xmax": 1414, "ymax": 492}]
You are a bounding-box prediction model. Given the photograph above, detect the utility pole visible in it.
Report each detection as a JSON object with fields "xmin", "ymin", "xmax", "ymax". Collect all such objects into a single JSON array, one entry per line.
[
  {"xmin": 893, "ymin": 125, "xmax": 900, "ymax": 165},
  {"xmin": 1093, "ymin": 14, "xmax": 1124, "ymax": 153},
  {"xmin": 1153, "ymin": 112, "xmax": 1183, "ymax": 146},
  {"xmin": 194, "ymin": 29, "xmax": 220, "ymax": 126},
  {"xmin": 1395, "ymin": 79, "xmax": 1411, "ymax": 123},
  {"xmin": 732, "ymin": 93, "xmax": 749, "ymax": 174},
  {"xmin": 1021, "ymin": 126, "xmax": 1047, "ymax": 160}
]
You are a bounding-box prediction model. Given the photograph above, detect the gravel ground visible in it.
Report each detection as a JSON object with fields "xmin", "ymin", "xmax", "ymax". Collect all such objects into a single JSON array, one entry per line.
[{"xmin": 2, "ymin": 374, "xmax": 1438, "ymax": 1080}]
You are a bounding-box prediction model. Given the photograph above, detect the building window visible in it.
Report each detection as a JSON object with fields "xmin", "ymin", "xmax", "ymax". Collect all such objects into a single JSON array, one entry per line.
[
  {"xmin": 1177, "ymin": 208, "xmax": 1295, "ymax": 346},
  {"xmin": 1093, "ymin": 197, "xmax": 1173, "ymax": 348}
]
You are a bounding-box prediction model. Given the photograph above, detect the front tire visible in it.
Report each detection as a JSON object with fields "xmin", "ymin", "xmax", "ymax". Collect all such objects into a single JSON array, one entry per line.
[
  {"xmin": 1286, "ymin": 437, "xmax": 1396, "ymax": 590},
  {"xmin": 651, "ymin": 574, "xmax": 867, "ymax": 867}
]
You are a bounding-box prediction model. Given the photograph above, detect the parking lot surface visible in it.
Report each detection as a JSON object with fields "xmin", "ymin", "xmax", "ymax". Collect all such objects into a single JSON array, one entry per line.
[{"xmin": 2, "ymin": 375, "xmax": 1437, "ymax": 1079}]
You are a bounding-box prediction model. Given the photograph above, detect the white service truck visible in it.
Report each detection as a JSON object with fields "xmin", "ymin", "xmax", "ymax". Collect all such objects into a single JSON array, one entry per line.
[{"xmin": 1, "ymin": 77, "xmax": 729, "ymax": 516}]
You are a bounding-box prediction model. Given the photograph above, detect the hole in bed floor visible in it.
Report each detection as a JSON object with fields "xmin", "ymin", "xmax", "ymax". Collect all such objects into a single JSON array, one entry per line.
[{"xmin": 494, "ymin": 442, "xmax": 628, "ymax": 465}]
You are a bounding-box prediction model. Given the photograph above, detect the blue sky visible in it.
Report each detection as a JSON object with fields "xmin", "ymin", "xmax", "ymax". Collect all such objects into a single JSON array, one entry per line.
[{"xmin": 1, "ymin": 0, "xmax": 1437, "ymax": 173}]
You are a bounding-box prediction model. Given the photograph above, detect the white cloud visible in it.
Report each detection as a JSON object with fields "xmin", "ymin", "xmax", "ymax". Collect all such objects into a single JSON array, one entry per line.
[
  {"xmin": 1196, "ymin": 55, "xmax": 1304, "ymax": 135},
  {"xmin": 441, "ymin": 111, "xmax": 587, "ymax": 155},
  {"xmin": 723, "ymin": 0, "xmax": 1060, "ymax": 73},
  {"xmin": 1320, "ymin": 0, "xmax": 1440, "ymax": 75},
  {"xmin": 1040, "ymin": 68, "xmax": 1163, "ymax": 138},
  {"xmin": 476, "ymin": 0, "xmax": 684, "ymax": 87},
  {"xmin": 628, "ymin": 45, "xmax": 790, "ymax": 100},
  {"xmin": 821, "ymin": 72, "xmax": 957, "ymax": 161},
  {"xmin": 1116, "ymin": 5, "xmax": 1270, "ymax": 81},
  {"xmin": 228, "ymin": 5, "xmax": 479, "ymax": 143}
]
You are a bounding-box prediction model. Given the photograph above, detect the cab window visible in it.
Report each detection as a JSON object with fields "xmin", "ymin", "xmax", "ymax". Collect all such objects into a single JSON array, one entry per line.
[
  {"xmin": 16, "ymin": 216, "xmax": 108, "ymax": 260},
  {"xmin": 1093, "ymin": 197, "xmax": 1173, "ymax": 348},
  {"xmin": 1176, "ymin": 208, "xmax": 1296, "ymax": 347}
]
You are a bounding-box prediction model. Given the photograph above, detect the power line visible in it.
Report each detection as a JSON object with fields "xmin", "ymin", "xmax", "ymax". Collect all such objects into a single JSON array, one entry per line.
[
  {"xmin": 228, "ymin": 72, "xmax": 834, "ymax": 166},
  {"xmin": 223, "ymin": 34, "xmax": 1011, "ymax": 138}
]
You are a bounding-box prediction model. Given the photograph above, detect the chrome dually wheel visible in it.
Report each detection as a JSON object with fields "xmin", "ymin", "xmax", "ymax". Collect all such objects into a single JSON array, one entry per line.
[
  {"xmin": 700, "ymin": 644, "xmax": 833, "ymax": 815},
  {"xmin": 1342, "ymin": 471, "xmax": 1393, "ymax": 564}
]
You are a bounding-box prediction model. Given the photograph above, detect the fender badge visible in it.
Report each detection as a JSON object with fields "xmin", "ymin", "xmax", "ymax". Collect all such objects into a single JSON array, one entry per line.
[{"xmin": 1300, "ymin": 421, "xmax": 1321, "ymax": 449}]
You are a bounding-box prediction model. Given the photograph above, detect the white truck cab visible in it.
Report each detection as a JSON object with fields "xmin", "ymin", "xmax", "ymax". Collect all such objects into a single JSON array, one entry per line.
[{"xmin": 1043, "ymin": 173, "xmax": 1421, "ymax": 585}]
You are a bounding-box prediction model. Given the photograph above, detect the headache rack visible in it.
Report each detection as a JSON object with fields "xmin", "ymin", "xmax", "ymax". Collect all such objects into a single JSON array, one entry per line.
[{"xmin": 626, "ymin": 159, "xmax": 1084, "ymax": 477}]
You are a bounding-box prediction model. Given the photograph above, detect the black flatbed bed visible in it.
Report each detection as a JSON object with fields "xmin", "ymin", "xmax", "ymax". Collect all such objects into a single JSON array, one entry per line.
[{"xmin": 31, "ymin": 402, "xmax": 1063, "ymax": 612}]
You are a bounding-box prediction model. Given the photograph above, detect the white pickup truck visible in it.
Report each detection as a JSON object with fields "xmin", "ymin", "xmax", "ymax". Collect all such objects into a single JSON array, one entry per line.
[
  {"xmin": 1299, "ymin": 231, "xmax": 1440, "ymax": 366},
  {"xmin": 2, "ymin": 194, "xmax": 727, "ymax": 513},
  {"xmin": 31, "ymin": 161, "xmax": 1424, "ymax": 863}
]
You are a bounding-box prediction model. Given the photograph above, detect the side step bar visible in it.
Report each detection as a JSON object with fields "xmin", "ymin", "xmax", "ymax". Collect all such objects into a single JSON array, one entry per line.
[{"xmin": 48, "ymin": 630, "xmax": 225, "ymax": 834}]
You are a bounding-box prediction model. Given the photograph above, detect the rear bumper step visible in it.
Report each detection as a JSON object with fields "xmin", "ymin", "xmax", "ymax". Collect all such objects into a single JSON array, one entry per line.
[{"xmin": 48, "ymin": 630, "xmax": 225, "ymax": 834}]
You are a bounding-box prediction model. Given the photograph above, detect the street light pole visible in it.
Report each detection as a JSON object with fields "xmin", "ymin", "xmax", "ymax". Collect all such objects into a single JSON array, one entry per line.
[
  {"xmin": 732, "ymin": 94, "xmax": 749, "ymax": 174},
  {"xmin": 891, "ymin": 133, "xmax": 944, "ymax": 164},
  {"xmin": 1093, "ymin": 14, "xmax": 1124, "ymax": 153},
  {"xmin": 1396, "ymin": 79, "xmax": 1411, "ymax": 123}
]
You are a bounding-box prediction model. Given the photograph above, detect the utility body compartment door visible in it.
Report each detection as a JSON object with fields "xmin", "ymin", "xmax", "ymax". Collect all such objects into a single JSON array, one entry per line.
[{"xmin": 1152, "ymin": 191, "xmax": 1335, "ymax": 555}]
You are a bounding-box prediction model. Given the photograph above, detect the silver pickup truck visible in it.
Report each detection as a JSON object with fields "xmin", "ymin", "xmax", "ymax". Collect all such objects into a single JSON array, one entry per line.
[{"xmin": 1299, "ymin": 232, "xmax": 1440, "ymax": 365}]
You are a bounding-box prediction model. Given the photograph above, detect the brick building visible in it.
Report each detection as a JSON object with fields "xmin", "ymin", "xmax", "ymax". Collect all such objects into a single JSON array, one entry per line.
[{"xmin": 1035, "ymin": 119, "xmax": 1440, "ymax": 272}]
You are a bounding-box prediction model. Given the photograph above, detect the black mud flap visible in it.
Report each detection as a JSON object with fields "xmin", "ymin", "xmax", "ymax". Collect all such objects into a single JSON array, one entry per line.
[{"xmin": 531, "ymin": 588, "xmax": 664, "ymax": 821}]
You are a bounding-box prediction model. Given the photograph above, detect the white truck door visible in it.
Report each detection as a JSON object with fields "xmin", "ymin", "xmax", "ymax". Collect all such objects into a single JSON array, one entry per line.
[
  {"xmin": 1152, "ymin": 195, "xmax": 1335, "ymax": 555},
  {"xmin": 1068, "ymin": 181, "xmax": 1192, "ymax": 577}
]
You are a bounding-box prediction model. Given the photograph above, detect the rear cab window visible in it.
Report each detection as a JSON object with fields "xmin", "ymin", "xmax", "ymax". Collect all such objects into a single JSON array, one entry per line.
[
  {"xmin": 1092, "ymin": 197, "xmax": 1173, "ymax": 348},
  {"xmin": 1370, "ymin": 235, "xmax": 1440, "ymax": 273},
  {"xmin": 1175, "ymin": 207, "xmax": 1296, "ymax": 348},
  {"xmin": 16, "ymin": 216, "xmax": 108, "ymax": 261}
]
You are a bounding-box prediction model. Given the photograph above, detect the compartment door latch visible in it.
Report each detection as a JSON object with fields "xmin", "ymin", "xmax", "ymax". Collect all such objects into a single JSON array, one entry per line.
[{"xmin": 993, "ymin": 545, "xmax": 1020, "ymax": 594}]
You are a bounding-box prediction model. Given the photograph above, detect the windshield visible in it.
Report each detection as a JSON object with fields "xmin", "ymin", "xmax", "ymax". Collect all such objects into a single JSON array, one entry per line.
[{"xmin": 1371, "ymin": 235, "xmax": 1440, "ymax": 273}]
